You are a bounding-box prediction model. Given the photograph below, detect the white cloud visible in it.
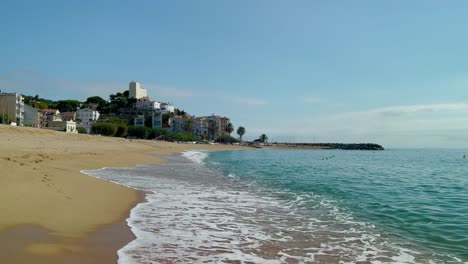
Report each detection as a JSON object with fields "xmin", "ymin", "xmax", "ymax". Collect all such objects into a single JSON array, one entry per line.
[
  {"xmin": 329, "ymin": 103, "xmax": 468, "ymax": 121},
  {"xmin": 368, "ymin": 104, "xmax": 468, "ymax": 116}
]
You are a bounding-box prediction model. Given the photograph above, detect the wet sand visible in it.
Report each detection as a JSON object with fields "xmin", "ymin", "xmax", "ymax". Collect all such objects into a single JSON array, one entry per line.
[{"xmin": 0, "ymin": 125, "xmax": 244, "ymax": 263}]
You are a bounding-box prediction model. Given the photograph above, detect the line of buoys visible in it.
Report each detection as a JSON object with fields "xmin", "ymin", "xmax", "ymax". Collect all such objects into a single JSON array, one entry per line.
[{"xmin": 321, "ymin": 155, "xmax": 335, "ymax": 160}]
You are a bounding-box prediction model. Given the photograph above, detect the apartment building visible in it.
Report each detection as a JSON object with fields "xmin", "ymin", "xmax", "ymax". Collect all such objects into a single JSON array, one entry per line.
[{"xmin": 0, "ymin": 92, "xmax": 24, "ymax": 125}]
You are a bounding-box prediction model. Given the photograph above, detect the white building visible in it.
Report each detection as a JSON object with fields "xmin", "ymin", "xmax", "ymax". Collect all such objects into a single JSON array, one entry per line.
[
  {"xmin": 129, "ymin": 81, "xmax": 147, "ymax": 99},
  {"xmin": 160, "ymin": 103, "xmax": 175, "ymax": 113},
  {"xmin": 0, "ymin": 93, "xmax": 24, "ymax": 126},
  {"xmin": 46, "ymin": 120, "xmax": 77, "ymax": 133},
  {"xmin": 134, "ymin": 98, "xmax": 161, "ymax": 110},
  {"xmin": 23, "ymin": 104, "xmax": 41, "ymax": 128},
  {"xmin": 65, "ymin": 120, "xmax": 78, "ymax": 133},
  {"xmin": 193, "ymin": 118, "xmax": 209, "ymax": 139},
  {"xmin": 76, "ymin": 120, "xmax": 93, "ymax": 134},
  {"xmin": 76, "ymin": 108, "xmax": 100, "ymax": 121}
]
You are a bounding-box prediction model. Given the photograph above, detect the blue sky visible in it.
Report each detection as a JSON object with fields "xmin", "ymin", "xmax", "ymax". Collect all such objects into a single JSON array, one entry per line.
[{"xmin": 2, "ymin": 0, "xmax": 468, "ymax": 147}]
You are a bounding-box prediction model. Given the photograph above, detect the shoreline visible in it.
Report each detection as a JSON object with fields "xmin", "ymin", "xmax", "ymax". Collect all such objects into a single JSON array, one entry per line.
[{"xmin": 0, "ymin": 125, "xmax": 244, "ymax": 263}]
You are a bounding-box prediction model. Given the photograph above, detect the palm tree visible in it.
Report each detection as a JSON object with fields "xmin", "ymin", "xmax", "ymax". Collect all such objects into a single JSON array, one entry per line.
[
  {"xmin": 208, "ymin": 122, "xmax": 219, "ymax": 140},
  {"xmin": 237, "ymin": 126, "xmax": 246, "ymax": 142},
  {"xmin": 183, "ymin": 119, "xmax": 194, "ymax": 133},
  {"xmin": 225, "ymin": 122, "xmax": 234, "ymax": 135},
  {"xmin": 259, "ymin": 134, "xmax": 268, "ymax": 143}
]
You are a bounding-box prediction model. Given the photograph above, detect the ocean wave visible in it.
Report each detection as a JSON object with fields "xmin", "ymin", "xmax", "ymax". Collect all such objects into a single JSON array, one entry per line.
[
  {"xmin": 82, "ymin": 151, "xmax": 462, "ymax": 264},
  {"xmin": 182, "ymin": 150, "xmax": 209, "ymax": 164}
]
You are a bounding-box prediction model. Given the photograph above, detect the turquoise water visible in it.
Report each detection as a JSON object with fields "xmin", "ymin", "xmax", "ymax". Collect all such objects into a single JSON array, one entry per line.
[{"xmin": 207, "ymin": 149, "xmax": 468, "ymax": 262}]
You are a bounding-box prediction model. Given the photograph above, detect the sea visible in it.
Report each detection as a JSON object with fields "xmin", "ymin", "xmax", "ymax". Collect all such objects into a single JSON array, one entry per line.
[{"xmin": 83, "ymin": 149, "xmax": 468, "ymax": 264}]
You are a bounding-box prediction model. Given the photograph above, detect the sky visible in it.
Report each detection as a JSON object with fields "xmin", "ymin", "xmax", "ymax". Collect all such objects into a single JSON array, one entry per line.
[{"xmin": 2, "ymin": 0, "xmax": 468, "ymax": 148}]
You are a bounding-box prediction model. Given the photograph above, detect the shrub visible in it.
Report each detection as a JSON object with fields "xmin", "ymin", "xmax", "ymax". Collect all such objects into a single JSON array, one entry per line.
[
  {"xmin": 91, "ymin": 122, "xmax": 118, "ymax": 136},
  {"xmin": 128, "ymin": 126, "xmax": 147, "ymax": 139},
  {"xmin": 172, "ymin": 133, "xmax": 198, "ymax": 142},
  {"xmin": 77, "ymin": 127, "xmax": 88, "ymax": 134},
  {"xmin": 115, "ymin": 124, "xmax": 128, "ymax": 137},
  {"xmin": 215, "ymin": 135, "xmax": 240, "ymax": 144},
  {"xmin": 106, "ymin": 116, "xmax": 129, "ymax": 125},
  {"xmin": 0, "ymin": 115, "xmax": 9, "ymax": 124},
  {"xmin": 147, "ymin": 128, "xmax": 170, "ymax": 139}
]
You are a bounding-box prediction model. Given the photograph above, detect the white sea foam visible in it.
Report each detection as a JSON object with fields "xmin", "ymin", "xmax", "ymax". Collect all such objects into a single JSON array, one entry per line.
[
  {"xmin": 82, "ymin": 153, "xmax": 458, "ymax": 264},
  {"xmin": 181, "ymin": 150, "xmax": 209, "ymax": 164}
]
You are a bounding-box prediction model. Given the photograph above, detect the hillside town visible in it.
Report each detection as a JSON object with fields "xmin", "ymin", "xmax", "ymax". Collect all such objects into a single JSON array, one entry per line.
[{"xmin": 0, "ymin": 81, "xmax": 246, "ymax": 143}]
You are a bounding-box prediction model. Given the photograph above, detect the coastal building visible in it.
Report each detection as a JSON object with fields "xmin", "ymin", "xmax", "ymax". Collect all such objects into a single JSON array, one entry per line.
[
  {"xmin": 23, "ymin": 105, "xmax": 42, "ymax": 128},
  {"xmin": 200, "ymin": 115, "xmax": 231, "ymax": 139},
  {"xmin": 129, "ymin": 81, "xmax": 147, "ymax": 99},
  {"xmin": 168, "ymin": 114, "xmax": 231, "ymax": 139},
  {"xmin": 152, "ymin": 110, "xmax": 163, "ymax": 129},
  {"xmin": 65, "ymin": 120, "xmax": 78, "ymax": 133},
  {"xmin": 76, "ymin": 120, "xmax": 93, "ymax": 134},
  {"xmin": 0, "ymin": 92, "xmax": 24, "ymax": 126},
  {"xmin": 134, "ymin": 97, "xmax": 161, "ymax": 110},
  {"xmin": 134, "ymin": 100, "xmax": 175, "ymax": 113},
  {"xmin": 193, "ymin": 118, "xmax": 209, "ymax": 139},
  {"xmin": 60, "ymin": 111, "xmax": 76, "ymax": 121},
  {"xmin": 160, "ymin": 103, "xmax": 175, "ymax": 113},
  {"xmin": 39, "ymin": 109, "xmax": 61, "ymax": 128},
  {"xmin": 134, "ymin": 115, "xmax": 145, "ymax": 126},
  {"xmin": 169, "ymin": 116, "xmax": 193, "ymax": 134},
  {"xmin": 169, "ymin": 116, "xmax": 183, "ymax": 134},
  {"xmin": 76, "ymin": 108, "xmax": 99, "ymax": 121},
  {"xmin": 46, "ymin": 120, "xmax": 78, "ymax": 133}
]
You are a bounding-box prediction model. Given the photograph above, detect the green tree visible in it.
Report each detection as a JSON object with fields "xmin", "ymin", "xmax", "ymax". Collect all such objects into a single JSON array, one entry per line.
[
  {"xmin": 225, "ymin": 122, "xmax": 234, "ymax": 135},
  {"xmin": 259, "ymin": 134, "xmax": 268, "ymax": 143},
  {"xmin": 32, "ymin": 101, "xmax": 49, "ymax": 109},
  {"xmin": 162, "ymin": 113, "xmax": 171, "ymax": 127},
  {"xmin": 22, "ymin": 94, "xmax": 53, "ymax": 109},
  {"xmin": 86, "ymin": 96, "xmax": 107, "ymax": 111},
  {"xmin": 237, "ymin": 126, "xmax": 246, "ymax": 142},
  {"xmin": 175, "ymin": 108, "xmax": 187, "ymax": 116},
  {"xmin": 56, "ymin": 100, "xmax": 82, "ymax": 112},
  {"xmin": 109, "ymin": 92, "xmax": 129, "ymax": 113},
  {"xmin": 86, "ymin": 96, "xmax": 106, "ymax": 105},
  {"xmin": 183, "ymin": 119, "xmax": 194, "ymax": 133},
  {"xmin": 208, "ymin": 122, "xmax": 218, "ymax": 140}
]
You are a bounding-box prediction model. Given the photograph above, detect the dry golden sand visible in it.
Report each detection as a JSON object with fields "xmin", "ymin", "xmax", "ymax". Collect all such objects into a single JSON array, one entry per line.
[{"xmin": 0, "ymin": 125, "xmax": 244, "ymax": 263}]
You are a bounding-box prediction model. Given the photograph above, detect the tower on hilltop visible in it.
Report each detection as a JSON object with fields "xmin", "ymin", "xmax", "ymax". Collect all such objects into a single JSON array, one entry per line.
[{"xmin": 129, "ymin": 81, "xmax": 147, "ymax": 99}]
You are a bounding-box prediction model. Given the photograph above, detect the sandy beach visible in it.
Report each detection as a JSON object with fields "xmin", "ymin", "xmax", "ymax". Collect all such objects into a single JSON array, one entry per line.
[{"xmin": 0, "ymin": 125, "xmax": 243, "ymax": 263}]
